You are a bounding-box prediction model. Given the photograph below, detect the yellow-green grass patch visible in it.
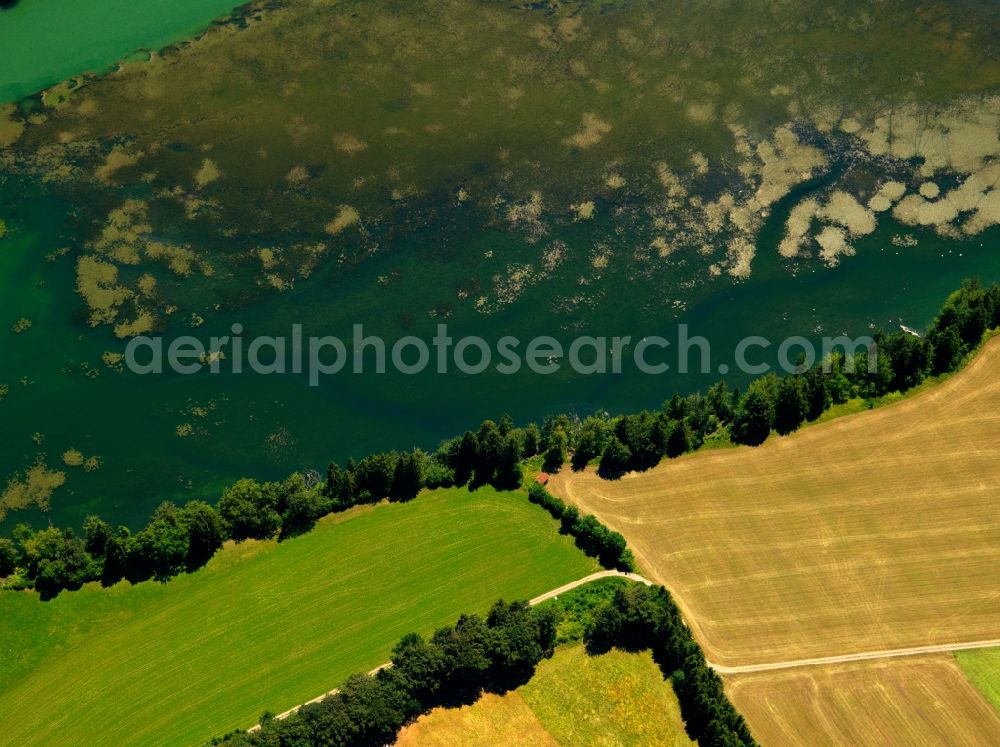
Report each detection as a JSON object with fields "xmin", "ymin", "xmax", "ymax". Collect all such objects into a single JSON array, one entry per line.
[
  {"xmin": 396, "ymin": 645, "xmax": 694, "ymax": 746},
  {"xmin": 520, "ymin": 645, "xmax": 694, "ymax": 746},
  {"xmin": 957, "ymin": 647, "xmax": 1000, "ymax": 714}
]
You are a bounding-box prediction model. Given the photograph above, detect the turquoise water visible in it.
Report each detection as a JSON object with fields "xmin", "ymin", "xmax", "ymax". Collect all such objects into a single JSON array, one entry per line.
[{"xmin": 0, "ymin": 0, "xmax": 244, "ymax": 102}]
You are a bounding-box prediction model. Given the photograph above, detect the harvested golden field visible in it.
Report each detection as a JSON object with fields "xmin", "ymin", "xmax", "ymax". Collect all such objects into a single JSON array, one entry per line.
[
  {"xmin": 549, "ymin": 337, "xmax": 1000, "ymax": 666},
  {"xmin": 726, "ymin": 656, "xmax": 1000, "ymax": 747},
  {"xmin": 395, "ymin": 645, "xmax": 693, "ymax": 746}
]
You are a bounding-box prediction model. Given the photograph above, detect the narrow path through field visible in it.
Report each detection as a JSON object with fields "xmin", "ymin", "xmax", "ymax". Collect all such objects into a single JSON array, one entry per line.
[
  {"xmin": 712, "ymin": 639, "xmax": 1000, "ymax": 674},
  {"xmin": 247, "ymin": 570, "xmax": 1000, "ymax": 732},
  {"xmin": 526, "ymin": 570, "xmax": 652, "ymax": 604}
]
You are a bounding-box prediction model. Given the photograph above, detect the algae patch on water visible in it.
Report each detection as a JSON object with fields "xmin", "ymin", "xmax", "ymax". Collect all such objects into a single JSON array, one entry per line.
[{"xmin": 0, "ymin": 460, "xmax": 66, "ymax": 522}]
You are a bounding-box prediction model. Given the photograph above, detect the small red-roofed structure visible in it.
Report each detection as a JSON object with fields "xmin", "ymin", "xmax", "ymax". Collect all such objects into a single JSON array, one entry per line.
[{"xmin": 535, "ymin": 472, "xmax": 549, "ymax": 485}]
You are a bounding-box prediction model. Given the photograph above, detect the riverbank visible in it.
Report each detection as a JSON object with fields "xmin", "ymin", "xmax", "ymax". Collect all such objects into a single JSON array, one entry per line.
[{"xmin": 0, "ymin": 0, "xmax": 250, "ymax": 103}]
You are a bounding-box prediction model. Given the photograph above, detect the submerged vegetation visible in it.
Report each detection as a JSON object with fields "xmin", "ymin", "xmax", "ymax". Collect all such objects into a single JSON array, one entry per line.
[
  {"xmin": 2, "ymin": 0, "xmax": 999, "ymax": 337},
  {"xmin": 0, "ymin": 460, "xmax": 65, "ymax": 523}
]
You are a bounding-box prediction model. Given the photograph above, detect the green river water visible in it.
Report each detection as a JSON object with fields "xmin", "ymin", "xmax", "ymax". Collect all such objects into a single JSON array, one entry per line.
[
  {"xmin": 1, "ymin": 0, "xmax": 998, "ymax": 531},
  {"xmin": 3, "ymin": 177, "xmax": 997, "ymax": 532}
]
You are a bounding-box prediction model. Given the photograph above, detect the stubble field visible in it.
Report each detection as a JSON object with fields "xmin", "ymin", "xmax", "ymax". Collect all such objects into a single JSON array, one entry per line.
[
  {"xmin": 549, "ymin": 337, "xmax": 1000, "ymax": 667},
  {"xmin": 726, "ymin": 655, "xmax": 1000, "ymax": 747}
]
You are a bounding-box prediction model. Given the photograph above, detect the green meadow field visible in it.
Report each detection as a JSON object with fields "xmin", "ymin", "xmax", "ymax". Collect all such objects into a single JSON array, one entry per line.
[
  {"xmin": 0, "ymin": 486, "xmax": 597, "ymax": 746},
  {"xmin": 957, "ymin": 648, "xmax": 1000, "ymax": 713}
]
